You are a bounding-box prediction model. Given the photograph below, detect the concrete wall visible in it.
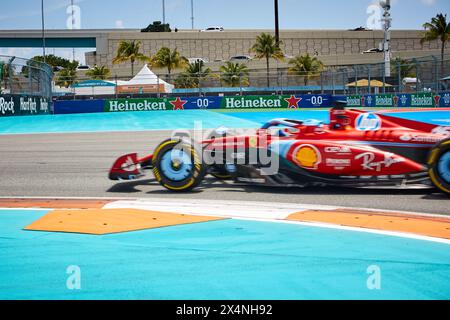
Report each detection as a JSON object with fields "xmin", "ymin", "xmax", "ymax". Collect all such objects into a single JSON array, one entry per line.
[{"xmin": 84, "ymin": 29, "xmax": 447, "ymax": 78}]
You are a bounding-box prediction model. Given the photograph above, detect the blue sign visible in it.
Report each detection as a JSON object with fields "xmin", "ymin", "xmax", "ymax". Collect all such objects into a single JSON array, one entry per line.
[
  {"xmin": 298, "ymin": 94, "xmax": 333, "ymax": 108},
  {"xmin": 439, "ymin": 92, "xmax": 450, "ymax": 107},
  {"xmin": 183, "ymin": 96, "xmax": 222, "ymax": 110}
]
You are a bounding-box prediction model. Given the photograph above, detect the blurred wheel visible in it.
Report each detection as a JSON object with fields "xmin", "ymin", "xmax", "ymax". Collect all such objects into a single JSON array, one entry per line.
[
  {"xmin": 152, "ymin": 139, "xmax": 205, "ymax": 191},
  {"xmin": 427, "ymin": 138, "xmax": 450, "ymax": 195}
]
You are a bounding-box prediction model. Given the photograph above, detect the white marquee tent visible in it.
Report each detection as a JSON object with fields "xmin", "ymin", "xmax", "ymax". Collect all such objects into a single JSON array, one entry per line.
[{"xmin": 117, "ymin": 64, "xmax": 174, "ymax": 93}]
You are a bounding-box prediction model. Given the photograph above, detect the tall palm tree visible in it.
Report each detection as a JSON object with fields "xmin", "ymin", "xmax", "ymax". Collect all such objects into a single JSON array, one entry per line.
[
  {"xmin": 150, "ymin": 47, "xmax": 188, "ymax": 82},
  {"xmin": 112, "ymin": 40, "xmax": 148, "ymax": 77},
  {"xmin": 86, "ymin": 65, "xmax": 111, "ymax": 80},
  {"xmin": 288, "ymin": 54, "xmax": 324, "ymax": 86},
  {"xmin": 250, "ymin": 33, "xmax": 284, "ymax": 87},
  {"xmin": 421, "ymin": 13, "xmax": 450, "ymax": 72},
  {"xmin": 175, "ymin": 60, "xmax": 212, "ymax": 88},
  {"xmin": 219, "ymin": 62, "xmax": 249, "ymax": 87}
]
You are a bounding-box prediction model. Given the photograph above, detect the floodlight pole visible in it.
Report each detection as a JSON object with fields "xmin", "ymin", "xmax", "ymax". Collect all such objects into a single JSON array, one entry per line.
[
  {"xmin": 381, "ymin": 0, "xmax": 391, "ymax": 77},
  {"xmin": 162, "ymin": 0, "xmax": 166, "ymax": 24},
  {"xmin": 274, "ymin": 0, "xmax": 280, "ymax": 45},
  {"xmin": 191, "ymin": 0, "xmax": 194, "ymax": 29},
  {"xmin": 41, "ymin": 0, "xmax": 46, "ymax": 62}
]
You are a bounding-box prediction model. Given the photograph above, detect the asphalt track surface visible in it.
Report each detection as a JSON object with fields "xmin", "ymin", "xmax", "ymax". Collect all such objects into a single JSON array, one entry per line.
[{"xmin": 1, "ymin": 130, "xmax": 449, "ymax": 215}]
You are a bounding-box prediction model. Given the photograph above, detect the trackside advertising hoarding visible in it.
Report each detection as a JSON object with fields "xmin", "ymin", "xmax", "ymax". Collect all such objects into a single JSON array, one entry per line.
[
  {"xmin": 0, "ymin": 95, "xmax": 51, "ymax": 117},
  {"xmin": 346, "ymin": 92, "xmax": 450, "ymax": 108},
  {"xmin": 104, "ymin": 94, "xmax": 334, "ymax": 112},
  {"xmin": 52, "ymin": 92, "xmax": 450, "ymax": 115}
]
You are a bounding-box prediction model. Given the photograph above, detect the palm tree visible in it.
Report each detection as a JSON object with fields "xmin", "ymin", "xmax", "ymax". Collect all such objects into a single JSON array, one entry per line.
[
  {"xmin": 288, "ymin": 54, "xmax": 324, "ymax": 86},
  {"xmin": 55, "ymin": 68, "xmax": 77, "ymax": 88},
  {"xmin": 219, "ymin": 62, "xmax": 249, "ymax": 87},
  {"xmin": 112, "ymin": 40, "xmax": 148, "ymax": 77},
  {"xmin": 150, "ymin": 47, "xmax": 188, "ymax": 82},
  {"xmin": 250, "ymin": 33, "xmax": 284, "ymax": 87},
  {"xmin": 175, "ymin": 60, "xmax": 212, "ymax": 88},
  {"xmin": 86, "ymin": 65, "xmax": 111, "ymax": 80},
  {"xmin": 421, "ymin": 13, "xmax": 450, "ymax": 72}
]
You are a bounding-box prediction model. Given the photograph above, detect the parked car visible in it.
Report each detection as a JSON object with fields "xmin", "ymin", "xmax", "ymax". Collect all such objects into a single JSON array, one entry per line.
[
  {"xmin": 76, "ymin": 65, "xmax": 92, "ymax": 71},
  {"xmin": 188, "ymin": 58, "xmax": 209, "ymax": 64},
  {"xmin": 200, "ymin": 27, "xmax": 224, "ymax": 32},
  {"xmin": 229, "ymin": 55, "xmax": 252, "ymax": 62},
  {"xmin": 361, "ymin": 48, "xmax": 383, "ymax": 54}
]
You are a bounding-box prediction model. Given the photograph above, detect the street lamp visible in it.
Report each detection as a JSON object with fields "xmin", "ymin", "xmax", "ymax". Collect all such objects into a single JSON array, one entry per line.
[
  {"xmin": 380, "ymin": 0, "xmax": 391, "ymax": 77},
  {"xmin": 191, "ymin": 0, "xmax": 194, "ymax": 30},
  {"xmin": 41, "ymin": 0, "xmax": 46, "ymax": 62},
  {"xmin": 274, "ymin": 0, "xmax": 280, "ymax": 45},
  {"xmin": 162, "ymin": 0, "xmax": 166, "ymax": 25}
]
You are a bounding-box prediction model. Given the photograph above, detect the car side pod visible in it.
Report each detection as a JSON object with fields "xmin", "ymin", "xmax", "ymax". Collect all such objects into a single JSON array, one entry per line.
[
  {"xmin": 109, "ymin": 153, "xmax": 144, "ymax": 181},
  {"xmin": 427, "ymin": 138, "xmax": 450, "ymax": 195}
]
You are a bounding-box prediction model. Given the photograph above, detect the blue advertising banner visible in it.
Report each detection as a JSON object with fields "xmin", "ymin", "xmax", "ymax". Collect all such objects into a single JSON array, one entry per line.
[
  {"xmin": 296, "ymin": 94, "xmax": 333, "ymax": 108},
  {"xmin": 437, "ymin": 92, "xmax": 450, "ymax": 107},
  {"xmin": 183, "ymin": 96, "xmax": 223, "ymax": 110},
  {"xmin": 54, "ymin": 99, "xmax": 106, "ymax": 114}
]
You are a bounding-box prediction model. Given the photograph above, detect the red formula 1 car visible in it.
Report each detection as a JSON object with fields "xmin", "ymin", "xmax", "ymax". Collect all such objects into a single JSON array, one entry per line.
[{"xmin": 109, "ymin": 103, "xmax": 450, "ymax": 195}]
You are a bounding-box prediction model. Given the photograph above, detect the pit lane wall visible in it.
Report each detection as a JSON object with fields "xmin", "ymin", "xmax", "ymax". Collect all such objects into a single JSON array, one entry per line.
[
  {"xmin": 50, "ymin": 92, "xmax": 450, "ymax": 115},
  {"xmin": 0, "ymin": 94, "xmax": 51, "ymax": 117}
]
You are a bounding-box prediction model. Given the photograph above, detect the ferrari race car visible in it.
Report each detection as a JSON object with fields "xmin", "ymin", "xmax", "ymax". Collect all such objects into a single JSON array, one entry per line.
[{"xmin": 109, "ymin": 104, "xmax": 450, "ymax": 195}]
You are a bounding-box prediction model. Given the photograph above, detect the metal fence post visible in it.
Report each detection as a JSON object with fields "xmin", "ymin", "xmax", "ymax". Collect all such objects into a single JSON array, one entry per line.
[
  {"xmin": 433, "ymin": 55, "xmax": 439, "ymax": 93},
  {"xmin": 320, "ymin": 72, "xmax": 323, "ymax": 94},
  {"xmin": 239, "ymin": 74, "xmax": 243, "ymax": 96}
]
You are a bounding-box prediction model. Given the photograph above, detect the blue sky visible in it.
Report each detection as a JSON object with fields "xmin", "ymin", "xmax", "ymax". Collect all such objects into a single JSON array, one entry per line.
[
  {"xmin": 0, "ymin": 0, "xmax": 448, "ymax": 30},
  {"xmin": 0, "ymin": 0, "xmax": 448, "ymax": 63}
]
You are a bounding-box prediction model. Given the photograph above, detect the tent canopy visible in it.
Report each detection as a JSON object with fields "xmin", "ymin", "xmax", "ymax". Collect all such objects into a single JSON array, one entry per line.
[
  {"xmin": 346, "ymin": 79, "xmax": 392, "ymax": 88},
  {"xmin": 123, "ymin": 64, "xmax": 174, "ymax": 93},
  {"xmin": 441, "ymin": 76, "xmax": 450, "ymax": 81}
]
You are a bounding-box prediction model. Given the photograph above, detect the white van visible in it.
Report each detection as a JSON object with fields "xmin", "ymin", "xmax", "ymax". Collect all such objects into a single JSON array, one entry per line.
[
  {"xmin": 200, "ymin": 27, "xmax": 224, "ymax": 32},
  {"xmin": 188, "ymin": 58, "xmax": 209, "ymax": 64}
]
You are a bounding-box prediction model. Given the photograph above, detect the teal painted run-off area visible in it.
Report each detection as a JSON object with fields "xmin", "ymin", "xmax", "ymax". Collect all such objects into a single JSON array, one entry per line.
[
  {"xmin": 0, "ymin": 109, "xmax": 449, "ymax": 134},
  {"xmin": 0, "ymin": 209, "xmax": 449, "ymax": 300}
]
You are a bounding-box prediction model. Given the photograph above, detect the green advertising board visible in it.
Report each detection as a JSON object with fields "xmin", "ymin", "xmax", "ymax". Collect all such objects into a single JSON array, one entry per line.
[
  {"xmin": 105, "ymin": 98, "xmax": 173, "ymax": 112},
  {"xmin": 221, "ymin": 95, "xmax": 289, "ymax": 109},
  {"xmin": 410, "ymin": 92, "xmax": 434, "ymax": 107}
]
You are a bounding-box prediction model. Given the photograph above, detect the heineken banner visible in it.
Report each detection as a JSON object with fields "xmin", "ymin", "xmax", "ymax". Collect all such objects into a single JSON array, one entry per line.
[
  {"xmin": 103, "ymin": 94, "xmax": 334, "ymax": 113},
  {"xmin": 346, "ymin": 92, "xmax": 449, "ymax": 108},
  {"xmin": 53, "ymin": 92, "xmax": 450, "ymax": 115},
  {"xmin": 0, "ymin": 94, "xmax": 51, "ymax": 117}
]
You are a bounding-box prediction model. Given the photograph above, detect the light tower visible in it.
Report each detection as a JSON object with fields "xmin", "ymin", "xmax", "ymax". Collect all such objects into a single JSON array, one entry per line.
[
  {"xmin": 191, "ymin": 0, "xmax": 194, "ymax": 30},
  {"xmin": 162, "ymin": 0, "xmax": 166, "ymax": 25},
  {"xmin": 380, "ymin": 0, "xmax": 392, "ymax": 77},
  {"xmin": 41, "ymin": 0, "xmax": 46, "ymax": 62}
]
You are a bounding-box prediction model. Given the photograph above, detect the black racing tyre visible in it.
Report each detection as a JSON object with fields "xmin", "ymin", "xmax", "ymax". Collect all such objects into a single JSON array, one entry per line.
[
  {"xmin": 152, "ymin": 139, "xmax": 206, "ymax": 192},
  {"xmin": 206, "ymin": 127, "xmax": 232, "ymax": 180},
  {"xmin": 427, "ymin": 138, "xmax": 450, "ymax": 195}
]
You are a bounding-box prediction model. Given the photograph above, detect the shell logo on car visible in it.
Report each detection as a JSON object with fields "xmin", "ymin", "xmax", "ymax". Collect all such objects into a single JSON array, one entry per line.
[{"xmin": 293, "ymin": 144, "xmax": 322, "ymax": 170}]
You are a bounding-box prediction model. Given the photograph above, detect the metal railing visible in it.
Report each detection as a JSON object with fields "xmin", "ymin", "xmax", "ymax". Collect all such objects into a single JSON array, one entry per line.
[
  {"xmin": 52, "ymin": 54, "xmax": 450, "ymax": 99},
  {"xmin": 0, "ymin": 55, "xmax": 53, "ymax": 99}
]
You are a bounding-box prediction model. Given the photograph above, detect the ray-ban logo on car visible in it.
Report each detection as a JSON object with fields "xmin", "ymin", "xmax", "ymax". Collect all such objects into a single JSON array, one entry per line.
[{"xmin": 355, "ymin": 113, "xmax": 381, "ymax": 131}]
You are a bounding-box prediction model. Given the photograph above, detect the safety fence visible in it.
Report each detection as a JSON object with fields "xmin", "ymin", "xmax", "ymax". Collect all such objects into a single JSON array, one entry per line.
[
  {"xmin": 0, "ymin": 55, "xmax": 53, "ymax": 99},
  {"xmin": 0, "ymin": 55, "xmax": 53, "ymax": 117},
  {"xmin": 52, "ymin": 54, "xmax": 450, "ymax": 98}
]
